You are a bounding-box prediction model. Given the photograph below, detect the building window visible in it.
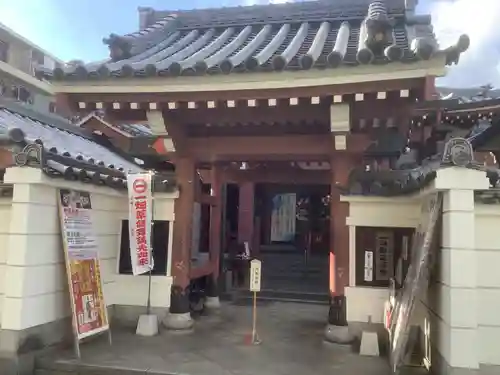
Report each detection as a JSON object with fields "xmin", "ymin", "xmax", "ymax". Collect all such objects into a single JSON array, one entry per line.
[
  {"xmin": 355, "ymin": 227, "xmax": 414, "ymax": 287},
  {"xmin": 118, "ymin": 220, "xmax": 170, "ymax": 275},
  {"xmin": 31, "ymin": 49, "xmax": 44, "ymax": 65},
  {"xmin": 18, "ymin": 87, "xmax": 31, "ymax": 103},
  {"xmin": 49, "ymin": 102, "xmax": 56, "ymax": 113},
  {"xmin": 0, "ymin": 40, "xmax": 8, "ymax": 62}
]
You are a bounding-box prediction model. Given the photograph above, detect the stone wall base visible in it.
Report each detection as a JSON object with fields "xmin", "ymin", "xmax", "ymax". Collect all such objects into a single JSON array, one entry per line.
[
  {"xmin": 0, "ymin": 304, "xmax": 170, "ymax": 375},
  {"xmin": 429, "ymin": 343, "xmax": 500, "ymax": 375},
  {"xmin": 0, "ymin": 317, "xmax": 72, "ymax": 375}
]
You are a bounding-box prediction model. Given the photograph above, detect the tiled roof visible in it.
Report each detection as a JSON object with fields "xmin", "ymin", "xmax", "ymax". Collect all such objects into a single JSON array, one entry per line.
[
  {"xmin": 345, "ymin": 121, "xmax": 500, "ymax": 196},
  {"xmin": 0, "ymin": 97, "xmax": 175, "ymax": 191},
  {"xmin": 115, "ymin": 123, "xmax": 153, "ymax": 137},
  {"xmin": 39, "ymin": 0, "xmax": 469, "ymax": 80},
  {"xmin": 437, "ymin": 86, "xmax": 500, "ymax": 104}
]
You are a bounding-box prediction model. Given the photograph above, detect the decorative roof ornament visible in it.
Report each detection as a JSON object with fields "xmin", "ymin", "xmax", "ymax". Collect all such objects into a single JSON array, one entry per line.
[
  {"xmin": 357, "ymin": 0, "xmax": 402, "ymax": 64},
  {"xmin": 103, "ymin": 34, "xmax": 133, "ymax": 62},
  {"xmin": 14, "ymin": 140, "xmax": 45, "ymax": 168},
  {"xmin": 441, "ymin": 137, "xmax": 474, "ymax": 167}
]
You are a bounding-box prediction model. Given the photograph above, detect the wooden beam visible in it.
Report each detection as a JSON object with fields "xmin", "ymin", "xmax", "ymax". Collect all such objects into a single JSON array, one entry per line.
[
  {"xmin": 224, "ymin": 168, "xmax": 329, "ymax": 184},
  {"xmin": 185, "ymin": 134, "xmax": 371, "ymax": 161},
  {"xmin": 167, "ymin": 103, "xmax": 329, "ymax": 125},
  {"xmin": 186, "ymin": 135, "xmax": 330, "ymax": 161},
  {"xmin": 147, "ymin": 110, "xmax": 189, "ymax": 155},
  {"xmin": 65, "ymin": 77, "xmax": 424, "ymax": 104}
]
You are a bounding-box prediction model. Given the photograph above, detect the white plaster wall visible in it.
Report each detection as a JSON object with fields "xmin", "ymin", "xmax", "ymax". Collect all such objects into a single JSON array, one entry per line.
[
  {"xmin": 345, "ymin": 286, "xmax": 388, "ymax": 324},
  {"xmin": 0, "ymin": 196, "xmax": 12, "ymax": 326},
  {"xmin": 419, "ymin": 169, "xmax": 491, "ymax": 371},
  {"xmin": 343, "ymin": 196, "xmax": 420, "ymax": 228},
  {"xmin": 343, "ymin": 195, "xmax": 420, "ymax": 325},
  {"xmin": 1, "ymin": 167, "xmax": 177, "ymax": 332},
  {"xmin": 474, "ymin": 204, "xmax": 500, "ymax": 366}
]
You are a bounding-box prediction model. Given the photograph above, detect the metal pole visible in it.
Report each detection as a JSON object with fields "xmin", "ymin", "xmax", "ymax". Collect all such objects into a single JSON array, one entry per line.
[
  {"xmin": 146, "ymin": 172, "xmax": 154, "ymax": 315},
  {"xmin": 252, "ymin": 291, "xmax": 257, "ymax": 342}
]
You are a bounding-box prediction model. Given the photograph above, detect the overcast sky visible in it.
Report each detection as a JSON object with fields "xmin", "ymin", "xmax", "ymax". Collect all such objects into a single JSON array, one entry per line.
[{"xmin": 0, "ymin": 0, "xmax": 497, "ymax": 88}]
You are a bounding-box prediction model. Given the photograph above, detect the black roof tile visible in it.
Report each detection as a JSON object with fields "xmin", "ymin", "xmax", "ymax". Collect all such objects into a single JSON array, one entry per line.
[
  {"xmin": 38, "ymin": 0, "xmax": 469, "ymax": 81},
  {"xmin": 345, "ymin": 124, "xmax": 497, "ymax": 196},
  {"xmin": 0, "ymin": 97, "xmax": 175, "ymax": 192},
  {"xmin": 438, "ymin": 86, "xmax": 500, "ymax": 105}
]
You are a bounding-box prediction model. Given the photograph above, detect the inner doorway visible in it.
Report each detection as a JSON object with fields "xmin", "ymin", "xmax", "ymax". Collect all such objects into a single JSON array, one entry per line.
[
  {"xmin": 255, "ymin": 184, "xmax": 330, "ymax": 254},
  {"xmin": 255, "ymin": 183, "xmax": 330, "ymax": 298}
]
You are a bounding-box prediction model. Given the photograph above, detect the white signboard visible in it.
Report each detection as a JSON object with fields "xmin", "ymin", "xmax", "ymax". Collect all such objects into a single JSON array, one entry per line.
[
  {"xmin": 364, "ymin": 251, "xmax": 374, "ymax": 282},
  {"xmin": 249, "ymin": 259, "xmax": 262, "ymax": 292},
  {"xmin": 127, "ymin": 173, "xmax": 154, "ymax": 275}
]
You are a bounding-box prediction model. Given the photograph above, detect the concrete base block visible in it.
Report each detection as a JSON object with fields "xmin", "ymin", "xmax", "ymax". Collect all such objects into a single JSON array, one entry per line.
[
  {"xmin": 136, "ymin": 314, "xmax": 159, "ymax": 337},
  {"xmin": 205, "ymin": 296, "xmax": 221, "ymax": 311},
  {"xmin": 324, "ymin": 324, "xmax": 354, "ymax": 345},
  {"xmin": 163, "ymin": 312, "xmax": 194, "ymax": 331},
  {"xmin": 360, "ymin": 331, "xmax": 380, "ymax": 356}
]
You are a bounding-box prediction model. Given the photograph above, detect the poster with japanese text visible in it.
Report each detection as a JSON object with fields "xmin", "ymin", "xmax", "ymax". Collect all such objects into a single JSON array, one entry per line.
[
  {"xmin": 127, "ymin": 173, "xmax": 153, "ymax": 275},
  {"xmin": 270, "ymin": 193, "xmax": 296, "ymax": 242},
  {"xmin": 58, "ymin": 189, "xmax": 109, "ymax": 340}
]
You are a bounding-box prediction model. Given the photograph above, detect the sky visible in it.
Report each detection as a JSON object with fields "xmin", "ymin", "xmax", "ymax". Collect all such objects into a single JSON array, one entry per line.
[{"xmin": 0, "ymin": 0, "xmax": 498, "ymax": 87}]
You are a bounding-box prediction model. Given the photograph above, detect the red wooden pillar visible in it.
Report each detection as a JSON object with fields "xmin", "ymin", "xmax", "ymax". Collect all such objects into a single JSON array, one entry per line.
[
  {"xmin": 206, "ymin": 166, "xmax": 222, "ymax": 305},
  {"xmin": 168, "ymin": 158, "xmax": 195, "ymax": 322},
  {"xmin": 329, "ymin": 156, "xmax": 353, "ymax": 296},
  {"xmin": 238, "ymin": 182, "xmax": 255, "ymax": 251}
]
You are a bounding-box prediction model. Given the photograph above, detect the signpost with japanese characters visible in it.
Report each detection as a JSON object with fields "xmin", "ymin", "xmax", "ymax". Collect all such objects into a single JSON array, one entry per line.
[
  {"xmin": 249, "ymin": 259, "xmax": 262, "ymax": 344},
  {"xmin": 250, "ymin": 259, "xmax": 262, "ymax": 292},
  {"xmin": 127, "ymin": 173, "xmax": 154, "ymax": 276}
]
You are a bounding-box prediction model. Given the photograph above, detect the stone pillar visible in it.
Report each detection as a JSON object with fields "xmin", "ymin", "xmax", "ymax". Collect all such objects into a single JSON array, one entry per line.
[
  {"xmin": 325, "ymin": 155, "xmax": 354, "ymax": 344},
  {"xmin": 205, "ymin": 166, "xmax": 222, "ymax": 311},
  {"xmin": 164, "ymin": 158, "xmax": 195, "ymax": 330},
  {"xmin": 0, "ymin": 168, "xmax": 72, "ymax": 374},
  {"xmin": 238, "ymin": 182, "xmax": 254, "ymax": 250},
  {"xmin": 426, "ymin": 167, "xmax": 489, "ymax": 374}
]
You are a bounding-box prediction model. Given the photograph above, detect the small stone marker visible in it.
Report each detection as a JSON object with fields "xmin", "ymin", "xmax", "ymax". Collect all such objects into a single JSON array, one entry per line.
[
  {"xmin": 136, "ymin": 314, "xmax": 159, "ymax": 337},
  {"xmin": 360, "ymin": 331, "xmax": 380, "ymax": 356}
]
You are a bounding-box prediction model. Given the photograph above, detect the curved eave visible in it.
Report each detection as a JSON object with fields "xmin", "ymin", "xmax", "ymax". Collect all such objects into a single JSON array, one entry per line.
[
  {"xmin": 38, "ymin": 18, "xmax": 468, "ymax": 82},
  {"xmin": 47, "ymin": 57, "xmax": 449, "ymax": 95}
]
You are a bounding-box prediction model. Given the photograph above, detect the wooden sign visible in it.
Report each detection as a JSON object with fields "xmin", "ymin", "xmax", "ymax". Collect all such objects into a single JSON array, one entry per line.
[
  {"xmin": 364, "ymin": 251, "xmax": 373, "ymax": 282},
  {"xmin": 249, "ymin": 259, "xmax": 262, "ymax": 292}
]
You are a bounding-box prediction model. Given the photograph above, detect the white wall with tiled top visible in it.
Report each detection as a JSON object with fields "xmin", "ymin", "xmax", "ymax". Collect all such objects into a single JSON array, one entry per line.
[
  {"xmin": 421, "ymin": 167, "xmax": 500, "ymax": 373},
  {"xmin": 0, "ymin": 167, "xmax": 176, "ymax": 332},
  {"xmin": 0, "ymin": 196, "xmax": 12, "ymax": 326},
  {"xmin": 474, "ymin": 204, "xmax": 500, "ymax": 367}
]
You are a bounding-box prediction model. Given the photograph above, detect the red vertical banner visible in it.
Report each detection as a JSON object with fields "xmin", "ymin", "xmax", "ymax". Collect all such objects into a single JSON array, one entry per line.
[{"xmin": 126, "ymin": 173, "xmax": 154, "ymax": 275}]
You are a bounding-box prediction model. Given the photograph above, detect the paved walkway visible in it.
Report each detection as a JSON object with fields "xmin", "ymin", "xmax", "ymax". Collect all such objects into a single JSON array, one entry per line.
[{"xmin": 37, "ymin": 301, "xmax": 420, "ymax": 375}]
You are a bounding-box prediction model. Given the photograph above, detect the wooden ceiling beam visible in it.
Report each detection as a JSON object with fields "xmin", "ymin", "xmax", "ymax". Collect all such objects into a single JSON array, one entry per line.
[
  {"xmin": 198, "ymin": 166, "xmax": 329, "ymax": 184},
  {"xmin": 184, "ymin": 133, "xmax": 371, "ymax": 161}
]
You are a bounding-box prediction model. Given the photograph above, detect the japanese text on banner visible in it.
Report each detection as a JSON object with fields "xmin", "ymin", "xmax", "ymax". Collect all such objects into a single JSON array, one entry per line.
[{"xmin": 127, "ymin": 173, "xmax": 153, "ymax": 275}]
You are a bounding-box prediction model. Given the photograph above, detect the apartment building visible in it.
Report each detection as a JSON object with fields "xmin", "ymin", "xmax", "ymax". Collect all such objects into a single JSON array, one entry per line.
[{"xmin": 0, "ymin": 22, "xmax": 63, "ymax": 113}]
